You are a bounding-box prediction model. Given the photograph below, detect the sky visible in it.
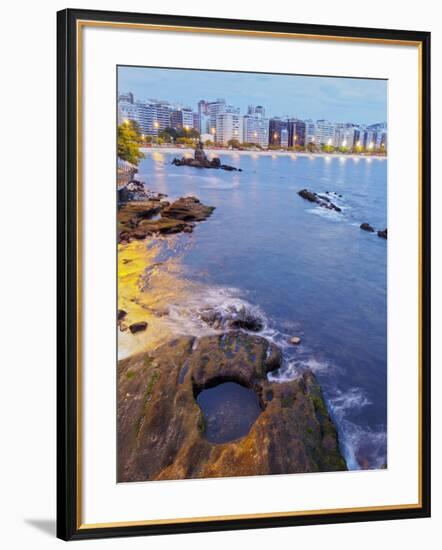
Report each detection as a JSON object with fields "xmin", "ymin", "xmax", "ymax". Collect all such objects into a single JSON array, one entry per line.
[{"xmin": 118, "ymin": 66, "xmax": 387, "ymax": 125}]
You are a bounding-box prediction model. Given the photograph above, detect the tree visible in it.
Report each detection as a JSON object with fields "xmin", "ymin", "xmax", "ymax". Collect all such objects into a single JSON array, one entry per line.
[
  {"xmin": 204, "ymin": 139, "xmax": 214, "ymax": 147},
  {"xmin": 227, "ymin": 139, "xmax": 241, "ymax": 149},
  {"xmin": 117, "ymin": 121, "xmax": 145, "ymax": 165}
]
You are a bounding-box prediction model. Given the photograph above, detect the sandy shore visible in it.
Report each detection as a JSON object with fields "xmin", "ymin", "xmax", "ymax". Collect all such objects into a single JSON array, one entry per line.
[{"xmin": 140, "ymin": 146, "xmax": 387, "ymax": 161}]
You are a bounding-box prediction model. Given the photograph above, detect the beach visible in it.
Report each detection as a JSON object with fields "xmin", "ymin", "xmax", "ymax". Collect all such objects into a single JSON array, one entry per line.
[{"xmin": 141, "ymin": 145, "xmax": 387, "ymax": 161}]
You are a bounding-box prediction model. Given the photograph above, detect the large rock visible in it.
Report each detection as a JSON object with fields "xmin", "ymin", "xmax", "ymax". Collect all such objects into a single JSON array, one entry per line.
[
  {"xmin": 172, "ymin": 141, "xmax": 241, "ymax": 171},
  {"xmin": 161, "ymin": 196, "xmax": 215, "ymax": 222},
  {"xmin": 360, "ymin": 222, "xmax": 375, "ymax": 233},
  {"xmin": 118, "ymin": 332, "xmax": 346, "ymax": 482},
  {"xmin": 298, "ymin": 189, "xmax": 342, "ymax": 212},
  {"xmin": 118, "ymin": 195, "xmax": 215, "ymax": 242}
]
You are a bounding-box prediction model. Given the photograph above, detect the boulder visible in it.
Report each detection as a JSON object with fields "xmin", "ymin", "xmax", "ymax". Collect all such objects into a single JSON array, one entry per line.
[
  {"xmin": 118, "ymin": 333, "xmax": 347, "ymax": 482},
  {"xmin": 129, "ymin": 321, "xmax": 148, "ymax": 334},
  {"xmin": 377, "ymin": 228, "xmax": 388, "ymax": 239},
  {"xmin": 172, "ymin": 142, "xmax": 240, "ymax": 171},
  {"xmin": 360, "ymin": 223, "xmax": 375, "ymax": 233},
  {"xmin": 117, "ymin": 309, "xmax": 127, "ymax": 321},
  {"xmin": 298, "ymin": 189, "xmax": 342, "ymax": 212},
  {"xmin": 118, "ymin": 195, "xmax": 215, "ymax": 241}
]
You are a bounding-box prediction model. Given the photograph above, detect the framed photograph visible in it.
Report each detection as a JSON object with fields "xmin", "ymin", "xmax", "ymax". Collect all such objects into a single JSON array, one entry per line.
[{"xmin": 57, "ymin": 8, "xmax": 431, "ymax": 541}]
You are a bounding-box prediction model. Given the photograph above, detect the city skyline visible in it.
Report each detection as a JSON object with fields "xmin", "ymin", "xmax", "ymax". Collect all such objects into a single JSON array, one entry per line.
[{"xmin": 118, "ymin": 66, "xmax": 387, "ymax": 126}]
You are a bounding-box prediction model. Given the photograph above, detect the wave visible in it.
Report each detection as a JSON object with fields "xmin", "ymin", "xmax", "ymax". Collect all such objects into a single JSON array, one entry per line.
[
  {"xmin": 158, "ymin": 278, "xmax": 386, "ymax": 471},
  {"xmin": 327, "ymin": 387, "xmax": 386, "ymax": 470},
  {"xmin": 307, "ymin": 208, "xmax": 343, "ymax": 222},
  {"xmin": 164, "ymin": 285, "xmax": 269, "ymax": 338}
]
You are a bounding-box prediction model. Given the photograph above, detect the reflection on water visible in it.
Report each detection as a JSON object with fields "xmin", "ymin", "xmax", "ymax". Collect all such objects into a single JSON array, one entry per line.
[
  {"xmin": 196, "ymin": 382, "xmax": 262, "ymax": 443},
  {"xmin": 119, "ymin": 151, "xmax": 387, "ymax": 470}
]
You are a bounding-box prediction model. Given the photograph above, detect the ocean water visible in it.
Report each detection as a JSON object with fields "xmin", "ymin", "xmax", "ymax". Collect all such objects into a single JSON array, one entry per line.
[{"xmin": 137, "ymin": 150, "xmax": 387, "ymax": 470}]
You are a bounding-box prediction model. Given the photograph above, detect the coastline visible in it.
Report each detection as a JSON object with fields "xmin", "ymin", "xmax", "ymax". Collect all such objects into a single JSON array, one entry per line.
[
  {"xmin": 117, "ymin": 183, "xmax": 347, "ymax": 481},
  {"xmin": 140, "ymin": 146, "xmax": 387, "ymax": 161}
]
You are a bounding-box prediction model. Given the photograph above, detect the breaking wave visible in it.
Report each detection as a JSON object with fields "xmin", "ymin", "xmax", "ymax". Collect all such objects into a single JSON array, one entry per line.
[
  {"xmin": 159, "ymin": 278, "xmax": 386, "ymax": 471},
  {"xmin": 328, "ymin": 387, "xmax": 386, "ymax": 470}
]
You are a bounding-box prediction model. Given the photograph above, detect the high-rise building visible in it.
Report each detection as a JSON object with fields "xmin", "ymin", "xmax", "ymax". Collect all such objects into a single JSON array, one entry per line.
[
  {"xmin": 151, "ymin": 101, "xmax": 173, "ymax": 133},
  {"xmin": 375, "ymin": 131, "xmax": 387, "ymax": 150},
  {"xmin": 243, "ymin": 115, "xmax": 269, "ymax": 147},
  {"xmin": 335, "ymin": 124, "xmax": 357, "ymax": 148},
  {"xmin": 118, "ymin": 95, "xmax": 174, "ymax": 135},
  {"xmin": 269, "ymin": 118, "xmax": 288, "ymax": 146},
  {"xmin": 315, "ymin": 120, "xmax": 337, "ymax": 146},
  {"xmin": 247, "ymin": 105, "xmax": 266, "ymax": 117},
  {"xmin": 193, "ymin": 112, "xmax": 200, "ymax": 132},
  {"xmin": 118, "ymin": 100, "xmax": 139, "ymax": 126},
  {"xmin": 198, "ymin": 100, "xmax": 210, "ymax": 134},
  {"xmin": 287, "ymin": 119, "xmax": 306, "ymax": 147},
  {"xmin": 118, "ymin": 92, "xmax": 134, "ymax": 104},
  {"xmin": 170, "ymin": 107, "xmax": 195, "ymax": 130},
  {"xmin": 304, "ymin": 119, "xmax": 316, "ymax": 144},
  {"xmin": 215, "ymin": 112, "xmax": 244, "ymax": 145},
  {"xmin": 363, "ymin": 128, "xmax": 377, "ymax": 149},
  {"xmin": 280, "ymin": 127, "xmax": 289, "ymax": 148},
  {"xmin": 208, "ymin": 99, "xmax": 226, "ymax": 135}
]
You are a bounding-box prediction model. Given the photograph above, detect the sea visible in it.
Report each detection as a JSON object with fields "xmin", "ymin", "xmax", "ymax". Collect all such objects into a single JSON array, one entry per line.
[{"xmin": 135, "ymin": 149, "xmax": 388, "ymax": 471}]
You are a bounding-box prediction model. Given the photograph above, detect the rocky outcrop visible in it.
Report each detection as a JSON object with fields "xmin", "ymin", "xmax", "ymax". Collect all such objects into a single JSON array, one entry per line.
[
  {"xmin": 298, "ymin": 189, "xmax": 342, "ymax": 212},
  {"xmin": 199, "ymin": 305, "xmax": 264, "ymax": 332},
  {"xmin": 118, "ymin": 195, "xmax": 215, "ymax": 243},
  {"xmin": 360, "ymin": 223, "xmax": 388, "ymax": 239},
  {"xmin": 118, "ymin": 180, "xmax": 168, "ymax": 203},
  {"xmin": 360, "ymin": 223, "xmax": 375, "ymax": 233},
  {"xmin": 172, "ymin": 141, "xmax": 241, "ymax": 171},
  {"xmin": 118, "ymin": 332, "xmax": 347, "ymax": 482}
]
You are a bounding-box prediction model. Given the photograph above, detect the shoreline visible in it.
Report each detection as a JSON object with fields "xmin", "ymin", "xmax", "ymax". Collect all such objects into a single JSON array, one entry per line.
[{"xmin": 140, "ymin": 146, "xmax": 387, "ymax": 161}]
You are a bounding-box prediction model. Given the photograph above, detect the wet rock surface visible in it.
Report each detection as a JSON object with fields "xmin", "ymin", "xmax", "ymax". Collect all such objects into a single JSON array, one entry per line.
[
  {"xmin": 199, "ymin": 305, "xmax": 264, "ymax": 332},
  {"xmin": 360, "ymin": 222, "xmax": 375, "ymax": 233},
  {"xmin": 118, "ymin": 195, "xmax": 215, "ymax": 243},
  {"xmin": 298, "ymin": 189, "xmax": 342, "ymax": 212},
  {"xmin": 118, "ymin": 332, "xmax": 346, "ymax": 482},
  {"xmin": 129, "ymin": 321, "xmax": 148, "ymax": 334}
]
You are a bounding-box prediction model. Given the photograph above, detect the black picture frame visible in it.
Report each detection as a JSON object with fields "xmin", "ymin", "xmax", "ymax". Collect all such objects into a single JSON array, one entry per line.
[{"xmin": 57, "ymin": 8, "xmax": 431, "ymax": 541}]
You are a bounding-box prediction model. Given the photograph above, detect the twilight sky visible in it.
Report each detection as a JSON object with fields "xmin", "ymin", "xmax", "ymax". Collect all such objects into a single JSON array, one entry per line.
[{"xmin": 118, "ymin": 66, "xmax": 387, "ymax": 125}]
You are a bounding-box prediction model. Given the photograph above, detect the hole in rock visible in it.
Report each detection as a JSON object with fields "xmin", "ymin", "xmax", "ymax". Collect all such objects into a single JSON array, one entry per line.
[{"xmin": 196, "ymin": 382, "xmax": 262, "ymax": 444}]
